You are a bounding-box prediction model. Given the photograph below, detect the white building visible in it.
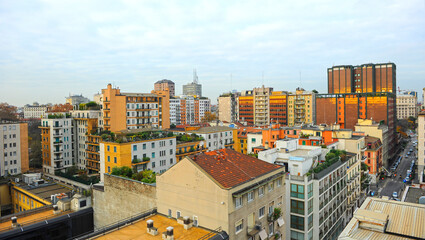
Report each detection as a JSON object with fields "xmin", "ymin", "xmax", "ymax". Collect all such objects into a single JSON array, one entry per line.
[
  {"xmin": 185, "ymin": 126, "xmax": 234, "ymax": 151},
  {"xmin": 418, "ymin": 111, "xmax": 425, "ymax": 184},
  {"xmin": 169, "ymin": 96, "xmax": 211, "ymax": 126},
  {"xmin": 396, "ymin": 92, "xmax": 418, "ymax": 119},
  {"xmin": 23, "ymin": 103, "xmax": 49, "ymax": 119},
  {"xmin": 247, "ymin": 132, "xmax": 263, "ymax": 154},
  {"xmin": 0, "ymin": 121, "xmax": 28, "ymax": 177},
  {"xmin": 40, "ymin": 114, "xmax": 75, "ymax": 174},
  {"xmin": 258, "ymin": 139, "xmax": 354, "ymax": 240},
  {"xmin": 70, "ymin": 110, "xmax": 102, "ymax": 170}
]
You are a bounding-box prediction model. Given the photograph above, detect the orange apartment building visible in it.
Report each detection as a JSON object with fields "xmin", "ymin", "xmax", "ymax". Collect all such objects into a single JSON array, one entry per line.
[
  {"xmin": 363, "ymin": 136, "xmax": 383, "ymax": 176},
  {"xmin": 101, "ymin": 84, "xmax": 170, "ymax": 132},
  {"xmin": 316, "ymin": 63, "xmax": 397, "ymax": 160}
]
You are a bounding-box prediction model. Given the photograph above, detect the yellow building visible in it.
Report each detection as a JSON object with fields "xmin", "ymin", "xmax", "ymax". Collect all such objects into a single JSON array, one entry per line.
[
  {"xmin": 287, "ymin": 88, "xmax": 316, "ymax": 126},
  {"xmin": 176, "ymin": 141, "xmax": 206, "ymax": 162},
  {"xmin": 99, "ymin": 130, "xmax": 177, "ymax": 181},
  {"xmin": 102, "ymin": 84, "xmax": 170, "ymax": 132},
  {"xmin": 11, "ymin": 177, "xmax": 71, "ymax": 213}
]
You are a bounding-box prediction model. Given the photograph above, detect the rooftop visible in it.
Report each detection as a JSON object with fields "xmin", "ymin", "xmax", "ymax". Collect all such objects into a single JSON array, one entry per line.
[
  {"xmin": 187, "ymin": 126, "xmax": 235, "ymax": 134},
  {"xmin": 339, "ymin": 197, "xmax": 425, "ymax": 239},
  {"xmin": 13, "ymin": 181, "xmax": 72, "ymax": 203},
  {"xmin": 155, "ymin": 79, "xmax": 174, "ymax": 84},
  {"xmin": 92, "ymin": 214, "xmax": 218, "ymax": 240},
  {"xmin": 404, "ymin": 187, "xmax": 425, "ymax": 204},
  {"xmin": 190, "ymin": 149, "xmax": 283, "ymax": 189}
]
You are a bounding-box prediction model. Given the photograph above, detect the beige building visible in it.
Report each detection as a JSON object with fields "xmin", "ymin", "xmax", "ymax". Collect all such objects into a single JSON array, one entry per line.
[
  {"xmin": 157, "ymin": 149, "xmax": 286, "ymax": 240},
  {"xmin": 0, "ymin": 121, "xmax": 29, "ymax": 177},
  {"xmin": 218, "ymin": 92, "xmax": 238, "ymax": 123},
  {"xmin": 418, "ymin": 111, "xmax": 425, "ymax": 184},
  {"xmin": 154, "ymin": 79, "xmax": 175, "ymax": 97},
  {"xmin": 396, "ymin": 93, "xmax": 417, "ymax": 119},
  {"xmin": 287, "ymin": 88, "xmax": 315, "ymax": 126},
  {"xmin": 65, "ymin": 94, "xmax": 90, "ymax": 106},
  {"xmin": 355, "ymin": 119, "xmax": 390, "ymax": 168},
  {"xmin": 339, "ymin": 197, "xmax": 425, "ymax": 239}
]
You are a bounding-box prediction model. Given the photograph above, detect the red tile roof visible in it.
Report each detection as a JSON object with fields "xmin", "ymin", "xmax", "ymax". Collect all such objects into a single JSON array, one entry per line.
[{"xmin": 190, "ymin": 149, "xmax": 283, "ymax": 189}]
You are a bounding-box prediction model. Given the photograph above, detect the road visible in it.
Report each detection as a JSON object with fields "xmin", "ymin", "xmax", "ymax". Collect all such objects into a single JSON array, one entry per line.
[{"xmin": 377, "ymin": 135, "xmax": 417, "ymax": 199}]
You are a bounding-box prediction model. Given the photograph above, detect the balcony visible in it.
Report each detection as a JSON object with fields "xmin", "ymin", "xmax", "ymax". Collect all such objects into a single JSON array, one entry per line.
[
  {"xmin": 53, "ymin": 157, "xmax": 63, "ymax": 161},
  {"xmin": 53, "ymin": 141, "xmax": 63, "ymax": 145},
  {"xmin": 53, "ymin": 149, "xmax": 63, "ymax": 153},
  {"xmin": 53, "ymin": 132, "xmax": 62, "ymax": 137},
  {"xmin": 52, "ymin": 125, "xmax": 63, "ymax": 128}
]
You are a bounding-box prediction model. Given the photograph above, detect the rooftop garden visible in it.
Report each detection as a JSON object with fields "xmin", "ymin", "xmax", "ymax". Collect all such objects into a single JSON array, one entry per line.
[
  {"xmin": 308, "ymin": 149, "xmax": 347, "ymax": 175},
  {"xmin": 99, "ymin": 130, "xmax": 174, "ymax": 143},
  {"xmin": 79, "ymin": 101, "xmax": 101, "ymax": 110},
  {"xmin": 47, "ymin": 113, "xmax": 71, "ymax": 119},
  {"xmin": 55, "ymin": 166, "xmax": 100, "ymax": 185},
  {"xmin": 111, "ymin": 166, "xmax": 156, "ymax": 183},
  {"xmin": 176, "ymin": 133, "xmax": 204, "ymax": 143}
]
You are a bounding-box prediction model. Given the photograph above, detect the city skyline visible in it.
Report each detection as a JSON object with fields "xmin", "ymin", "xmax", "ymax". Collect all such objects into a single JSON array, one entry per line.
[{"xmin": 1, "ymin": 0, "xmax": 424, "ymax": 106}]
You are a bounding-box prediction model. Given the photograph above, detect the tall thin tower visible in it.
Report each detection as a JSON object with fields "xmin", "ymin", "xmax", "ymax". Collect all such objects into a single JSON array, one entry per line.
[{"xmin": 193, "ymin": 69, "xmax": 199, "ymax": 84}]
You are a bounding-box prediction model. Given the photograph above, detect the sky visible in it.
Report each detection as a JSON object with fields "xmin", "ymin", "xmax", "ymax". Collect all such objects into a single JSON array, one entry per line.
[{"xmin": 0, "ymin": 0, "xmax": 424, "ymax": 106}]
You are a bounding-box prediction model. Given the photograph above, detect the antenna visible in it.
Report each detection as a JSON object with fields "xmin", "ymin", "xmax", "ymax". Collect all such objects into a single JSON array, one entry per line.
[
  {"xmin": 193, "ymin": 69, "xmax": 198, "ymax": 84},
  {"xmin": 299, "ymin": 71, "xmax": 302, "ymax": 88},
  {"xmin": 262, "ymin": 71, "xmax": 264, "ymax": 86}
]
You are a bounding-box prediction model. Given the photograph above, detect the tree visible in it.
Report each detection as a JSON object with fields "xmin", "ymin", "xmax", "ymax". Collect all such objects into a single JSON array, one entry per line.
[
  {"xmin": 0, "ymin": 103, "xmax": 17, "ymax": 121},
  {"xmin": 170, "ymin": 124, "xmax": 176, "ymax": 129},
  {"xmin": 28, "ymin": 119, "xmax": 42, "ymax": 169},
  {"xmin": 201, "ymin": 111, "xmax": 217, "ymax": 123}
]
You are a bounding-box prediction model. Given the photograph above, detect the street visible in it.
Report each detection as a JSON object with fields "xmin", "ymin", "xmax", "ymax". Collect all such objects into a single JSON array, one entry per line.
[{"xmin": 376, "ymin": 135, "xmax": 417, "ymax": 199}]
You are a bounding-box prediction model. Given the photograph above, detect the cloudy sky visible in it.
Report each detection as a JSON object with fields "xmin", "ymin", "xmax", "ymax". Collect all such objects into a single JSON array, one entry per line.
[{"xmin": 0, "ymin": 0, "xmax": 424, "ymax": 106}]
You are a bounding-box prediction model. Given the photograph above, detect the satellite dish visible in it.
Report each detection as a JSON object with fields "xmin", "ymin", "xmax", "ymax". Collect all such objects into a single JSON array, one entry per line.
[{"xmin": 419, "ymin": 196, "xmax": 425, "ymax": 205}]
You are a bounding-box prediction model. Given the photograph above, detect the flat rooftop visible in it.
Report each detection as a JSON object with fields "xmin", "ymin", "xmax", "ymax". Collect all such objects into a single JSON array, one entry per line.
[
  {"xmin": 0, "ymin": 206, "xmax": 72, "ymax": 233},
  {"xmin": 14, "ymin": 182, "xmax": 72, "ymax": 203},
  {"xmin": 93, "ymin": 214, "xmax": 215, "ymax": 240},
  {"xmin": 339, "ymin": 197, "xmax": 425, "ymax": 239},
  {"xmin": 404, "ymin": 187, "xmax": 425, "ymax": 204}
]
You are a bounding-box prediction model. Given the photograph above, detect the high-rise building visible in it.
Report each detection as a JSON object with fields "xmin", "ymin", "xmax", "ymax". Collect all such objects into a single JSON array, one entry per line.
[
  {"xmin": 217, "ymin": 92, "xmax": 239, "ymax": 123},
  {"xmin": 154, "ymin": 79, "xmax": 175, "ymax": 97},
  {"xmin": 287, "ymin": 88, "xmax": 316, "ymax": 126},
  {"xmin": 101, "ymin": 84, "xmax": 170, "ymax": 132},
  {"xmin": 316, "ymin": 62, "xmax": 397, "ymax": 161},
  {"xmin": 40, "ymin": 113, "xmax": 74, "ymax": 174},
  {"xmin": 418, "ymin": 111, "xmax": 425, "ymax": 184},
  {"xmin": 396, "ymin": 91, "xmax": 418, "ymax": 119},
  {"xmin": 238, "ymin": 86, "xmax": 288, "ymax": 126},
  {"xmin": 182, "ymin": 70, "xmax": 202, "ymax": 97},
  {"xmin": 0, "ymin": 120, "xmax": 29, "ymax": 177},
  {"xmin": 169, "ymin": 95, "xmax": 210, "ymax": 126}
]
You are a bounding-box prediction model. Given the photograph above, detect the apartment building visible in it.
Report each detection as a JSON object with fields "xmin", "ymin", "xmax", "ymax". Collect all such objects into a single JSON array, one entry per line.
[
  {"xmin": 22, "ymin": 103, "xmax": 49, "ymax": 119},
  {"xmin": 99, "ymin": 130, "xmax": 176, "ymax": 181},
  {"xmin": 218, "ymin": 92, "xmax": 239, "ymax": 123},
  {"xmin": 339, "ymin": 197, "xmax": 425, "ymax": 239},
  {"xmin": 397, "ymin": 92, "xmax": 418, "ymax": 119},
  {"xmin": 69, "ymin": 109, "xmax": 102, "ymax": 171},
  {"xmin": 169, "ymin": 95, "xmax": 211, "ymax": 125},
  {"xmin": 101, "ymin": 84, "xmax": 170, "ymax": 132},
  {"xmin": 354, "ymin": 119, "xmax": 389, "ymax": 168},
  {"xmin": 0, "ymin": 121, "xmax": 29, "ymax": 177},
  {"xmin": 154, "ymin": 79, "xmax": 175, "ymax": 97},
  {"xmin": 157, "ymin": 149, "xmax": 286, "ymax": 240},
  {"xmin": 235, "ymin": 127, "xmax": 262, "ymax": 154},
  {"xmin": 176, "ymin": 140, "xmax": 206, "ymax": 162},
  {"xmin": 183, "ymin": 71, "xmax": 202, "ymax": 97},
  {"xmin": 258, "ymin": 139, "xmax": 351, "ymax": 240},
  {"xmin": 287, "ymin": 88, "xmax": 316, "ymax": 126},
  {"xmin": 40, "ymin": 113, "xmax": 74, "ymax": 174},
  {"xmin": 363, "ymin": 136, "xmax": 382, "ymax": 183},
  {"xmin": 418, "ymin": 111, "xmax": 425, "ymax": 184},
  {"xmin": 182, "ymin": 126, "xmax": 236, "ymax": 151}
]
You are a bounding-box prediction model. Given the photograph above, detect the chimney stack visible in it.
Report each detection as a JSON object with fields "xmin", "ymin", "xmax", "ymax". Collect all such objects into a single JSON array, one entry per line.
[
  {"xmin": 11, "ymin": 216, "xmax": 18, "ymax": 228},
  {"xmin": 147, "ymin": 219, "xmax": 158, "ymax": 236}
]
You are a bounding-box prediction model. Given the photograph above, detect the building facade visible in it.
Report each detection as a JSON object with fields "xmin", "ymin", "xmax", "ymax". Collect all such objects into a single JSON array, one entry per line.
[
  {"xmin": 363, "ymin": 136, "xmax": 382, "ymax": 181},
  {"xmin": 169, "ymin": 96, "xmax": 211, "ymax": 125},
  {"xmin": 99, "ymin": 132, "xmax": 176, "ymax": 181},
  {"xmin": 418, "ymin": 111, "xmax": 425, "ymax": 184},
  {"xmin": 157, "ymin": 149, "xmax": 286, "ymax": 240},
  {"xmin": 65, "ymin": 94, "xmax": 90, "ymax": 106},
  {"xmin": 183, "ymin": 126, "xmax": 236, "ymax": 151},
  {"xmin": 218, "ymin": 92, "xmax": 239, "ymax": 123},
  {"xmin": 22, "ymin": 103, "xmax": 49, "ymax": 119},
  {"xmin": 101, "ymin": 84, "xmax": 170, "ymax": 132},
  {"xmin": 154, "ymin": 79, "xmax": 175, "ymax": 97},
  {"xmin": 287, "ymin": 88, "xmax": 316, "ymax": 126},
  {"xmin": 396, "ymin": 92, "xmax": 418, "ymax": 119},
  {"xmin": 40, "ymin": 113, "xmax": 74, "ymax": 174},
  {"xmin": 0, "ymin": 121, "xmax": 29, "ymax": 177}
]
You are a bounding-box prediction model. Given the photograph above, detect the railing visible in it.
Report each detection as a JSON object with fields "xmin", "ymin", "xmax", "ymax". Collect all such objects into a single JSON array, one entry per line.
[{"xmin": 198, "ymin": 227, "xmax": 223, "ymax": 240}]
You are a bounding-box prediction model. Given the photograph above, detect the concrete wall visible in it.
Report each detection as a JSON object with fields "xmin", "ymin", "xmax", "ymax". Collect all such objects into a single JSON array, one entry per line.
[
  {"xmin": 418, "ymin": 113, "xmax": 425, "ymax": 184},
  {"xmin": 93, "ymin": 174, "xmax": 156, "ymax": 229}
]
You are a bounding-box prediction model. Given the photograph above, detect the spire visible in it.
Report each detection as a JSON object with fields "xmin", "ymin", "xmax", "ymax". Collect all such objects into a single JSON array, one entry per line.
[{"xmin": 193, "ymin": 69, "xmax": 198, "ymax": 84}]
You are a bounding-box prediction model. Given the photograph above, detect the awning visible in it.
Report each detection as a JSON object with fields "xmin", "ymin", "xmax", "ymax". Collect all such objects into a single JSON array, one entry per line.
[
  {"xmin": 259, "ymin": 229, "xmax": 268, "ymax": 240},
  {"xmin": 278, "ymin": 217, "xmax": 285, "ymax": 227}
]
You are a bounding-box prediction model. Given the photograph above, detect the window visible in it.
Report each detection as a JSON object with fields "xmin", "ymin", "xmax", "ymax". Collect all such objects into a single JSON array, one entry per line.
[
  {"xmin": 251, "ymin": 138, "xmax": 256, "ymax": 143},
  {"xmin": 308, "ymin": 214, "xmax": 313, "ymax": 230},
  {"xmin": 143, "ymin": 144, "xmax": 146, "ymax": 149},
  {"xmin": 291, "ymin": 215, "xmax": 304, "ymax": 230},
  {"xmin": 107, "ymin": 146, "xmax": 110, "ymax": 151},
  {"xmin": 152, "ymin": 152, "xmax": 155, "ymax": 158},
  {"xmin": 114, "ymin": 157, "xmax": 117, "ymax": 163},
  {"xmin": 170, "ymin": 140, "xmax": 173, "ymax": 145},
  {"xmin": 235, "ymin": 219, "xmax": 243, "ymax": 234},
  {"xmin": 291, "ymin": 231, "xmax": 304, "ymax": 240},
  {"xmin": 268, "ymin": 202, "xmax": 274, "ymax": 214},
  {"xmin": 170, "ymin": 158, "xmax": 173, "ymax": 164},
  {"xmin": 268, "ymin": 223, "xmax": 274, "ymax": 236},
  {"xmin": 235, "ymin": 197, "xmax": 243, "ymax": 209},
  {"xmin": 152, "ymin": 162, "xmax": 155, "ymax": 168},
  {"xmin": 308, "ymin": 199, "xmax": 313, "ymax": 214},
  {"xmin": 107, "ymin": 156, "xmax": 110, "ymax": 162},
  {"xmin": 259, "ymin": 186, "xmax": 264, "ymax": 197},
  {"xmin": 291, "ymin": 184, "xmax": 304, "ymax": 199},
  {"xmin": 291, "ymin": 200, "xmax": 304, "ymax": 214},
  {"xmin": 108, "ymin": 166, "xmax": 110, "ymax": 172},
  {"xmin": 114, "ymin": 146, "xmax": 117, "ymax": 152},
  {"xmin": 133, "ymin": 145, "xmax": 137, "ymax": 151},
  {"xmin": 308, "ymin": 184, "xmax": 313, "ymax": 198},
  {"xmin": 151, "ymin": 142, "xmax": 155, "ymax": 148},
  {"xmin": 259, "ymin": 206, "xmax": 265, "ymax": 218},
  {"xmin": 268, "ymin": 182, "xmax": 274, "ymax": 192},
  {"xmin": 247, "ymin": 191, "xmax": 254, "ymax": 202},
  {"xmin": 170, "ymin": 149, "xmax": 173, "ymax": 155},
  {"xmin": 277, "ymin": 178, "xmax": 282, "ymax": 187}
]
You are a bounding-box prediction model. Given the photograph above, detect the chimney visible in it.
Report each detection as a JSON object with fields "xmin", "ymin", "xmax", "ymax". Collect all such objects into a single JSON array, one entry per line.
[
  {"xmin": 167, "ymin": 226, "xmax": 174, "ymax": 236},
  {"xmin": 147, "ymin": 219, "xmax": 158, "ymax": 236},
  {"xmin": 53, "ymin": 205, "xmax": 60, "ymax": 215},
  {"xmin": 183, "ymin": 216, "xmax": 193, "ymax": 230},
  {"xmin": 11, "ymin": 216, "xmax": 18, "ymax": 228}
]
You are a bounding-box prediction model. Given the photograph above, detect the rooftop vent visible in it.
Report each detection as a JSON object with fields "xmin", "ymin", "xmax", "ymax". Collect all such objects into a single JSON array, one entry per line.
[{"xmin": 146, "ymin": 219, "xmax": 158, "ymax": 236}]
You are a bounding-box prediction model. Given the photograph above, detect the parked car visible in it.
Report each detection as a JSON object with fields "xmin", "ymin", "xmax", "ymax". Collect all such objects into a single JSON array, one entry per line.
[{"xmin": 392, "ymin": 192, "xmax": 398, "ymax": 198}]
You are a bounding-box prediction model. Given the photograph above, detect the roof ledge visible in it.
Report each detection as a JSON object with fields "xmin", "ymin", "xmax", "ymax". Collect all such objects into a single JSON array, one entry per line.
[{"xmin": 354, "ymin": 209, "xmax": 388, "ymax": 233}]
